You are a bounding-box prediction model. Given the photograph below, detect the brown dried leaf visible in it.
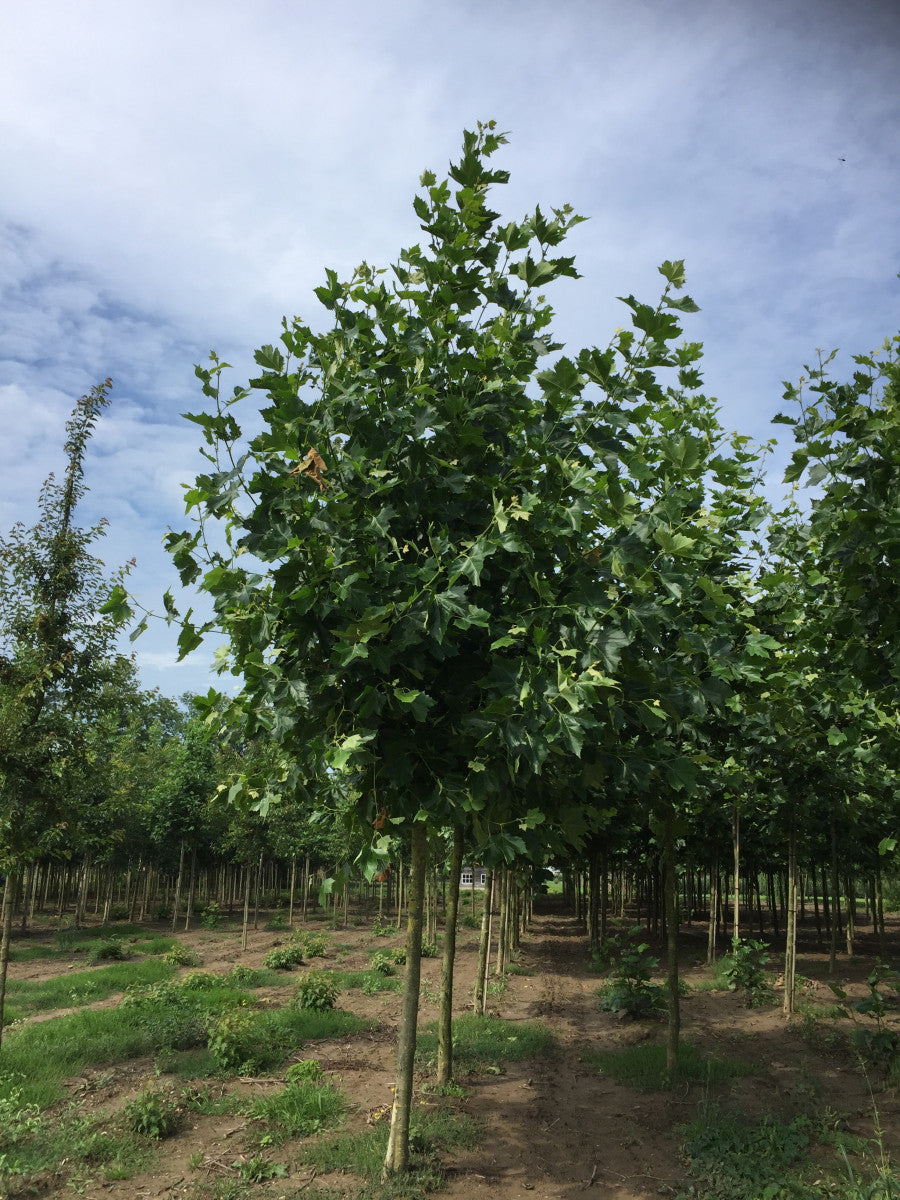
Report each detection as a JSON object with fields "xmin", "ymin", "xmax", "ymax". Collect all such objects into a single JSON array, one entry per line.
[{"xmin": 289, "ymin": 447, "xmax": 328, "ymax": 492}]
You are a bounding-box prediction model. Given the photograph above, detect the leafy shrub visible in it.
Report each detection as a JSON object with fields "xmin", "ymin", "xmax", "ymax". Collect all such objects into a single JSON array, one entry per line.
[
  {"xmin": 107, "ymin": 903, "xmax": 131, "ymax": 921},
  {"xmin": 461, "ymin": 914, "xmax": 479, "ymax": 929},
  {"xmin": 200, "ymin": 901, "xmax": 222, "ymax": 929},
  {"xmin": 718, "ymin": 938, "xmax": 774, "ymax": 1006},
  {"xmin": 124, "ymin": 1087, "xmax": 181, "ymax": 1139},
  {"xmin": 88, "ymin": 938, "xmax": 132, "ymax": 964},
  {"xmin": 369, "ymin": 950, "xmax": 397, "ymax": 976},
  {"xmin": 294, "ymin": 971, "xmax": 337, "ymax": 1012},
  {"xmin": 227, "ymin": 964, "xmax": 265, "ymax": 987},
  {"xmin": 830, "ymin": 962, "xmax": 900, "ymax": 1078},
  {"xmin": 421, "ymin": 938, "xmax": 440, "ymax": 958},
  {"xmin": 302, "ymin": 933, "xmax": 330, "ymax": 958},
  {"xmin": 388, "ymin": 946, "xmax": 407, "ymax": 965},
  {"xmin": 264, "ymin": 945, "xmax": 305, "ymax": 971},
  {"xmin": 0, "ymin": 1083, "xmax": 43, "ymax": 1145},
  {"xmin": 154, "ymin": 905, "xmax": 172, "ymax": 921},
  {"xmin": 206, "ymin": 1008, "xmax": 272, "ymax": 1074},
  {"xmin": 162, "ymin": 943, "xmax": 200, "ymax": 967},
  {"xmin": 371, "ymin": 916, "xmax": 398, "ymax": 937},
  {"xmin": 596, "ymin": 929, "xmax": 665, "ymax": 1018},
  {"xmin": 265, "ymin": 909, "xmax": 288, "ymax": 931},
  {"xmin": 179, "ymin": 970, "xmax": 221, "ymax": 991}
]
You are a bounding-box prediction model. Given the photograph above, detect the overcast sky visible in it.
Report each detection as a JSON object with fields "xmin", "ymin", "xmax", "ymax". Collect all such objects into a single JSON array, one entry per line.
[{"xmin": 2, "ymin": 0, "xmax": 898, "ymax": 698}]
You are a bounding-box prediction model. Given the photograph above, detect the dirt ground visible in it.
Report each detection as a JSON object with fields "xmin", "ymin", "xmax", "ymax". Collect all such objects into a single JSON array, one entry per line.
[{"xmin": 5, "ymin": 896, "xmax": 899, "ymax": 1200}]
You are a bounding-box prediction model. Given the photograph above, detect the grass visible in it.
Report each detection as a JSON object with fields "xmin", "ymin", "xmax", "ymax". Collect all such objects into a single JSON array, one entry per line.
[
  {"xmin": 3, "ymin": 958, "xmax": 176, "ymax": 1019},
  {"xmin": 0, "ymin": 1101, "xmax": 156, "ymax": 1190},
  {"xmin": 0, "ymin": 977, "xmax": 368, "ymax": 1110},
  {"xmin": 249, "ymin": 1076, "xmax": 346, "ymax": 1143},
  {"xmin": 7, "ymin": 943, "xmax": 66, "ymax": 963},
  {"xmin": 676, "ymin": 1097, "xmax": 900, "ymax": 1199},
  {"xmin": 417, "ymin": 1014, "xmax": 552, "ymax": 1072},
  {"xmin": 586, "ymin": 1039, "xmax": 755, "ymax": 1090},
  {"xmin": 335, "ymin": 968, "xmax": 402, "ymax": 994},
  {"xmin": 303, "ymin": 1106, "xmax": 481, "ymax": 1196}
]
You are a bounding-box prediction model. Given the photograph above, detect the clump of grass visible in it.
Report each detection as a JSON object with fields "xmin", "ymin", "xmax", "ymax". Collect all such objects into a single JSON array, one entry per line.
[
  {"xmin": 249, "ymin": 1076, "xmax": 345, "ymax": 1143},
  {"xmin": 586, "ymin": 1040, "xmax": 755, "ymax": 1090},
  {"xmin": 417, "ymin": 1014, "xmax": 552, "ymax": 1073},
  {"xmin": 334, "ymin": 969, "xmax": 401, "ymax": 995},
  {"xmin": 88, "ymin": 937, "xmax": 133, "ymax": 964},
  {"xmin": 303, "ymin": 1105, "xmax": 480, "ymax": 1185}
]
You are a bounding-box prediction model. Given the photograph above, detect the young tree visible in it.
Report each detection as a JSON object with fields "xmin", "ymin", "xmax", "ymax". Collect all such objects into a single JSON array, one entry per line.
[{"xmin": 0, "ymin": 381, "xmax": 128, "ymax": 1043}]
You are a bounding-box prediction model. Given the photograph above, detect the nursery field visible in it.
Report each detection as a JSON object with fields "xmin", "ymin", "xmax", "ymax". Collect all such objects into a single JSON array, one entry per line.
[{"xmin": 0, "ymin": 895, "xmax": 898, "ymax": 1200}]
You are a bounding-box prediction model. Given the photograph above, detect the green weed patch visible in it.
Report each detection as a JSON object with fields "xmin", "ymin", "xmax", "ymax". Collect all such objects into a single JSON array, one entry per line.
[
  {"xmin": 587, "ymin": 1040, "xmax": 755, "ymax": 1090},
  {"xmin": 4, "ymin": 959, "xmax": 176, "ymax": 1017},
  {"xmin": 417, "ymin": 1014, "xmax": 552, "ymax": 1072},
  {"xmin": 303, "ymin": 1105, "xmax": 480, "ymax": 1192},
  {"xmin": 249, "ymin": 1076, "xmax": 345, "ymax": 1143}
]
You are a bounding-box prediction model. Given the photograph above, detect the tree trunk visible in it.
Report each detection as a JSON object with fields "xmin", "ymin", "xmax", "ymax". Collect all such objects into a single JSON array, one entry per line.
[
  {"xmin": 783, "ymin": 822, "xmax": 798, "ymax": 1017},
  {"xmin": 844, "ymin": 873, "xmax": 855, "ymax": 957},
  {"xmin": 663, "ymin": 810, "xmax": 680, "ymax": 1076},
  {"xmin": 829, "ymin": 825, "xmax": 839, "ymax": 975},
  {"xmin": 588, "ymin": 852, "xmax": 600, "ymax": 951},
  {"xmin": 0, "ymin": 867, "xmax": 20, "ymax": 1049},
  {"xmin": 474, "ymin": 871, "xmax": 494, "ymax": 1016},
  {"xmin": 875, "ymin": 861, "xmax": 885, "ymax": 956},
  {"xmin": 241, "ymin": 863, "xmax": 252, "ymax": 951},
  {"xmin": 732, "ymin": 804, "xmax": 740, "ymax": 942},
  {"xmin": 75, "ymin": 851, "xmax": 91, "ymax": 929},
  {"xmin": 171, "ymin": 841, "xmax": 185, "ymax": 934},
  {"xmin": 383, "ymin": 820, "xmax": 427, "ymax": 1177},
  {"xmin": 184, "ymin": 845, "xmax": 197, "ymax": 932},
  {"xmin": 707, "ymin": 848, "xmax": 719, "ymax": 966},
  {"xmin": 287, "ymin": 856, "xmax": 297, "ymax": 930},
  {"xmin": 437, "ymin": 826, "xmax": 464, "ymax": 1086},
  {"xmin": 253, "ymin": 852, "xmax": 263, "ymax": 930}
]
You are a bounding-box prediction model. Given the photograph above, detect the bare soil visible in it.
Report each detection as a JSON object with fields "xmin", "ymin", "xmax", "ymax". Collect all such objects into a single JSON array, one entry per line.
[{"xmin": 5, "ymin": 896, "xmax": 899, "ymax": 1200}]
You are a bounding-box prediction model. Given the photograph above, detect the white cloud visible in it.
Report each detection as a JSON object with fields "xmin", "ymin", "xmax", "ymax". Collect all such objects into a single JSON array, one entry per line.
[{"xmin": 2, "ymin": 0, "xmax": 898, "ymax": 696}]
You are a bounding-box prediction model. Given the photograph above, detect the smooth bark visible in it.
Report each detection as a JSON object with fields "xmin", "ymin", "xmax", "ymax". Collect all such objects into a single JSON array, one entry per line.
[
  {"xmin": 663, "ymin": 810, "xmax": 680, "ymax": 1076},
  {"xmin": 0, "ymin": 867, "xmax": 19, "ymax": 1049},
  {"xmin": 437, "ymin": 825, "xmax": 464, "ymax": 1086},
  {"xmin": 383, "ymin": 820, "xmax": 427, "ymax": 1176},
  {"xmin": 783, "ymin": 822, "xmax": 798, "ymax": 1017}
]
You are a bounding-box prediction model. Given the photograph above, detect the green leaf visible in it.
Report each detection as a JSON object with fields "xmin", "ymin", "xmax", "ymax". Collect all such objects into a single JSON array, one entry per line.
[
  {"xmin": 658, "ymin": 259, "xmax": 686, "ymax": 287},
  {"xmin": 99, "ymin": 585, "xmax": 134, "ymax": 624},
  {"xmin": 330, "ymin": 731, "xmax": 375, "ymax": 771}
]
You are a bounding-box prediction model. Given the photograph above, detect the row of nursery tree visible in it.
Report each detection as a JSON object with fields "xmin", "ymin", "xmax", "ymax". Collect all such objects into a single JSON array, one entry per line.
[{"xmin": 2, "ymin": 124, "xmax": 898, "ymax": 1174}]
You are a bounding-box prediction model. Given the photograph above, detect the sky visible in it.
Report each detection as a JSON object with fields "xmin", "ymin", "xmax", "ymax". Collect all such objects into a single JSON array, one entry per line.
[{"xmin": 2, "ymin": 0, "xmax": 898, "ymax": 699}]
